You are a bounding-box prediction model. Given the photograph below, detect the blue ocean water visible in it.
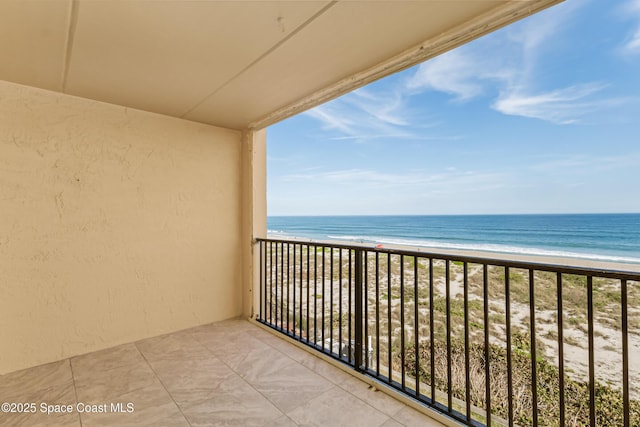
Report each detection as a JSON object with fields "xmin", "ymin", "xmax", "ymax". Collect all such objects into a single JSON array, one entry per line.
[{"xmin": 267, "ymin": 214, "xmax": 640, "ymax": 264}]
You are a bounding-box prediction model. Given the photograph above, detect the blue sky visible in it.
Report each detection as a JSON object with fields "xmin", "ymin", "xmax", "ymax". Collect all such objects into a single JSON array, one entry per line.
[{"xmin": 267, "ymin": 0, "xmax": 640, "ymax": 216}]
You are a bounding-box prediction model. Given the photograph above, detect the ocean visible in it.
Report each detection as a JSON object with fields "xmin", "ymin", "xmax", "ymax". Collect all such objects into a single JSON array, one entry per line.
[{"xmin": 267, "ymin": 214, "xmax": 640, "ymax": 265}]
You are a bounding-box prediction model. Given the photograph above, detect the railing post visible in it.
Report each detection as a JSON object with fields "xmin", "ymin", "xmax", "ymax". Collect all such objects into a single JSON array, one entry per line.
[{"xmin": 354, "ymin": 248, "xmax": 364, "ymax": 371}]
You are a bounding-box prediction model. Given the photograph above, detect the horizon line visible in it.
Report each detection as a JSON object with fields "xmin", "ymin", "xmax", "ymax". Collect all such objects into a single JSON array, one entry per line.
[{"xmin": 268, "ymin": 212, "xmax": 640, "ymax": 217}]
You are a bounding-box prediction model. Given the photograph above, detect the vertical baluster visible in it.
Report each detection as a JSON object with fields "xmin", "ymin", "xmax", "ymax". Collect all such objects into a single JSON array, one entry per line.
[
  {"xmin": 259, "ymin": 241, "xmax": 263, "ymax": 321},
  {"xmin": 364, "ymin": 251, "xmax": 369, "ymax": 371},
  {"xmin": 400, "ymin": 254, "xmax": 405, "ymax": 389},
  {"xmin": 429, "ymin": 258, "xmax": 435, "ymax": 403},
  {"xmin": 388, "ymin": 253, "xmax": 392, "ymax": 382},
  {"xmin": 313, "ymin": 245, "xmax": 317, "ymax": 345},
  {"xmin": 330, "ymin": 248, "xmax": 334, "ymax": 354},
  {"xmin": 286, "ymin": 243, "xmax": 290, "ymax": 332},
  {"xmin": 292, "ymin": 243, "xmax": 296, "ymax": 336},
  {"xmin": 464, "ymin": 262, "xmax": 471, "ymax": 421},
  {"xmin": 322, "ymin": 246, "xmax": 326, "ymax": 350},
  {"xmin": 506, "ymin": 267, "xmax": 513, "ymax": 427},
  {"xmin": 272, "ymin": 241, "xmax": 276, "ymax": 325},
  {"xmin": 339, "ymin": 248, "xmax": 343, "ymax": 357},
  {"xmin": 300, "ymin": 244, "xmax": 304, "ymax": 340},
  {"xmin": 414, "ymin": 256, "xmax": 420, "ymax": 398},
  {"xmin": 529, "ymin": 270, "xmax": 537, "ymax": 427},
  {"xmin": 307, "ymin": 245, "xmax": 311, "ymax": 343},
  {"xmin": 355, "ymin": 249, "xmax": 363, "ymax": 371},
  {"xmin": 587, "ymin": 275, "xmax": 595, "ymax": 427},
  {"xmin": 376, "ymin": 251, "xmax": 380, "ymax": 376},
  {"xmin": 484, "ymin": 264, "xmax": 491, "ymax": 425},
  {"xmin": 557, "ymin": 272, "xmax": 565, "ymax": 427},
  {"xmin": 622, "ymin": 279, "xmax": 629, "ymax": 427},
  {"xmin": 446, "ymin": 260, "xmax": 452, "ymax": 410},
  {"xmin": 280, "ymin": 242, "xmax": 284, "ymax": 330},
  {"xmin": 349, "ymin": 249, "xmax": 353, "ymax": 363}
]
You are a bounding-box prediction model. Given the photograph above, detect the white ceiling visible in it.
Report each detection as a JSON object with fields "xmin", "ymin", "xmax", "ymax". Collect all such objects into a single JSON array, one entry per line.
[{"xmin": 0, "ymin": 0, "xmax": 563, "ymax": 130}]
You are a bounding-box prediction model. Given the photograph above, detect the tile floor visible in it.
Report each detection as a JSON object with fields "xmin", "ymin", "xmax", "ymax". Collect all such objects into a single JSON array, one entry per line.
[{"xmin": 0, "ymin": 319, "xmax": 447, "ymax": 426}]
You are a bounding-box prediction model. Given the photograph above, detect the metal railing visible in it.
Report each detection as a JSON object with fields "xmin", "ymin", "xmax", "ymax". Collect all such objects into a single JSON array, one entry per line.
[{"xmin": 256, "ymin": 238, "xmax": 640, "ymax": 426}]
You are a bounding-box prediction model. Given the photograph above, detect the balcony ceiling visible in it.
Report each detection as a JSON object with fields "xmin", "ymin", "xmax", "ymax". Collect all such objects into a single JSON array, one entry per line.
[{"xmin": 0, "ymin": 0, "xmax": 562, "ymax": 130}]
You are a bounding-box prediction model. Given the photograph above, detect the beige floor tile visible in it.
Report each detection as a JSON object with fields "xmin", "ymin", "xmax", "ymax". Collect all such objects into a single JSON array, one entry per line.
[
  {"xmin": 246, "ymin": 324, "xmax": 279, "ymax": 339},
  {"xmin": 0, "ymin": 359, "xmax": 72, "ymax": 401},
  {"xmin": 211, "ymin": 334, "xmax": 281, "ymax": 372},
  {"xmin": 150, "ymin": 356, "xmax": 237, "ymax": 404},
  {"xmin": 0, "ymin": 410, "xmax": 81, "ymax": 427},
  {"xmin": 78, "ymin": 381, "xmax": 188, "ymax": 427},
  {"xmin": 178, "ymin": 374, "xmax": 283, "ymax": 426},
  {"xmin": 136, "ymin": 330, "xmax": 210, "ymax": 363},
  {"xmin": 74, "ymin": 362, "xmax": 159, "ymax": 403},
  {"xmin": 265, "ymin": 415, "xmax": 299, "ymax": 426},
  {"xmin": 243, "ymin": 359, "xmax": 334, "ymax": 413},
  {"xmin": 392, "ymin": 406, "xmax": 445, "ymax": 427},
  {"xmin": 214, "ymin": 319, "xmax": 256, "ymax": 332},
  {"xmin": 70, "ymin": 344, "xmax": 145, "ymax": 378},
  {"xmin": 227, "ymin": 343, "xmax": 292, "ymax": 377},
  {"xmin": 147, "ymin": 351, "xmax": 229, "ymax": 380},
  {"xmin": 380, "ymin": 419, "xmax": 405, "ymax": 427},
  {"xmin": 0, "ymin": 381, "xmax": 80, "ymax": 427},
  {"xmin": 185, "ymin": 322, "xmax": 222, "ymax": 336},
  {"xmin": 0, "ymin": 320, "xmax": 447, "ymax": 427},
  {"xmin": 287, "ymin": 386, "xmax": 389, "ymax": 427},
  {"xmin": 190, "ymin": 325, "xmax": 257, "ymax": 355},
  {"xmin": 297, "ymin": 353, "xmax": 353, "ymax": 386},
  {"xmin": 250, "ymin": 330, "xmax": 317, "ymax": 363},
  {"xmin": 188, "ymin": 320, "xmax": 252, "ymax": 342},
  {"xmin": 338, "ymin": 376, "xmax": 406, "ymax": 417}
]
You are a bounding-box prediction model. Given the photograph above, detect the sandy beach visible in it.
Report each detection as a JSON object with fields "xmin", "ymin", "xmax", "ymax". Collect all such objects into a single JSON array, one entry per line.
[{"xmin": 280, "ymin": 235, "xmax": 640, "ymax": 272}]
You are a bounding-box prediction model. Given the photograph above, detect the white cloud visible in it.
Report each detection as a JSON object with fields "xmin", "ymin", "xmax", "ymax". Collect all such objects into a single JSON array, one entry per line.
[
  {"xmin": 492, "ymin": 83, "xmax": 610, "ymax": 124},
  {"xmin": 349, "ymin": 89, "xmax": 409, "ymax": 126},
  {"xmin": 625, "ymin": 28, "xmax": 640, "ymax": 53},
  {"xmin": 403, "ymin": 1, "xmax": 623, "ymax": 125},
  {"xmin": 302, "ymin": 85, "xmax": 434, "ymax": 141},
  {"xmin": 406, "ymin": 0, "xmax": 575, "ymax": 103},
  {"xmin": 406, "ymin": 50, "xmax": 486, "ymax": 101},
  {"xmin": 305, "ymin": 1, "xmax": 628, "ymax": 133},
  {"xmin": 282, "ymin": 168, "xmax": 508, "ymax": 195},
  {"xmin": 304, "ymin": 3, "xmax": 594, "ymax": 137},
  {"xmin": 283, "ymin": 168, "xmax": 427, "ymax": 186},
  {"xmin": 530, "ymin": 152, "xmax": 640, "ymax": 173},
  {"xmin": 620, "ymin": 0, "xmax": 640, "ymax": 55},
  {"xmin": 294, "ymin": 167, "xmax": 510, "ymax": 214},
  {"xmin": 304, "ymin": 105, "xmax": 355, "ymax": 134}
]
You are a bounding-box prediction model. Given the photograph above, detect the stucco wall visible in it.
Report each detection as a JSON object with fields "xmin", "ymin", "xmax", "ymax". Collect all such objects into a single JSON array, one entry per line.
[{"xmin": 0, "ymin": 81, "xmax": 243, "ymax": 374}]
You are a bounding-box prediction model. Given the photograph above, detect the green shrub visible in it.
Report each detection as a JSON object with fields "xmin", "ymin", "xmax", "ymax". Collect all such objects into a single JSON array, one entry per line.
[{"xmin": 401, "ymin": 335, "xmax": 639, "ymax": 426}]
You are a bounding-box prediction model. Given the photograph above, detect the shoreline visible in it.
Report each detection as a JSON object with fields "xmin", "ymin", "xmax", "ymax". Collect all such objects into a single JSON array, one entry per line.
[{"xmin": 264, "ymin": 234, "xmax": 640, "ymax": 273}]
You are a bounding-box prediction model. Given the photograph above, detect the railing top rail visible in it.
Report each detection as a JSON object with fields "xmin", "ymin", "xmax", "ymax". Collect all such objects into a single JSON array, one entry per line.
[{"xmin": 255, "ymin": 237, "xmax": 640, "ymax": 281}]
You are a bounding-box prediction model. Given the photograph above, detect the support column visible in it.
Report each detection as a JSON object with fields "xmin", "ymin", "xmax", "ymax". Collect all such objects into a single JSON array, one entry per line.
[{"xmin": 241, "ymin": 128, "xmax": 267, "ymax": 319}]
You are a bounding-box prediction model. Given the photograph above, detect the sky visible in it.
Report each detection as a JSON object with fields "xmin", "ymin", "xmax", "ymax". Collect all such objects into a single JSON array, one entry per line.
[{"xmin": 267, "ymin": 0, "xmax": 640, "ymax": 216}]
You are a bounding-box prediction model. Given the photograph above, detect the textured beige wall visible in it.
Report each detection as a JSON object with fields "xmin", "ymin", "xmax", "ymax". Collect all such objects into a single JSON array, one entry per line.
[{"xmin": 0, "ymin": 81, "xmax": 243, "ymax": 374}]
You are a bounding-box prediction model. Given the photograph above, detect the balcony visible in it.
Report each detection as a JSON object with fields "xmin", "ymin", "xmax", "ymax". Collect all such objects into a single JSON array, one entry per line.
[
  {"xmin": 0, "ymin": 318, "xmax": 444, "ymax": 426},
  {"xmin": 1, "ymin": 1, "xmax": 578, "ymax": 426},
  {"xmin": 256, "ymin": 238, "xmax": 640, "ymax": 426}
]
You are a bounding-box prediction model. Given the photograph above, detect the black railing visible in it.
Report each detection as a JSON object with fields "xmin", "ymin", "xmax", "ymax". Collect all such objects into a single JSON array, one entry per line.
[{"xmin": 256, "ymin": 238, "xmax": 640, "ymax": 427}]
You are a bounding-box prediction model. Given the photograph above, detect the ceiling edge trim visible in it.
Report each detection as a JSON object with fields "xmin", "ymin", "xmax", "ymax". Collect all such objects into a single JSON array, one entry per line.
[
  {"xmin": 62, "ymin": 0, "xmax": 79, "ymax": 92},
  {"xmin": 247, "ymin": 0, "xmax": 565, "ymax": 131}
]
